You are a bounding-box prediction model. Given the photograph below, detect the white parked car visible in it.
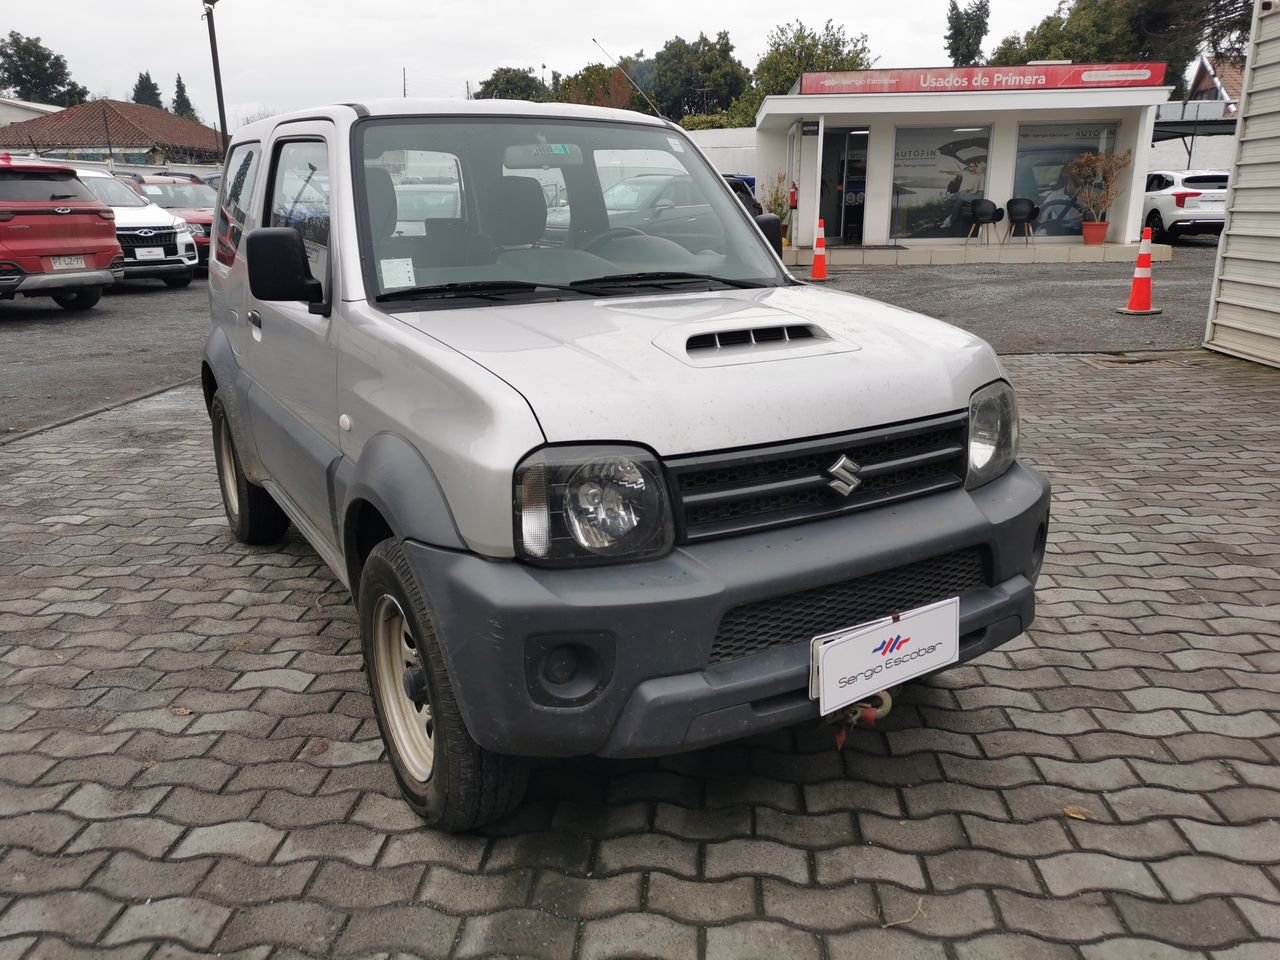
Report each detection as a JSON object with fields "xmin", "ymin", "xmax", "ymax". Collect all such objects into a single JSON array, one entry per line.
[
  {"xmin": 76, "ymin": 168, "xmax": 199, "ymax": 287},
  {"xmin": 1143, "ymin": 170, "xmax": 1228, "ymax": 242}
]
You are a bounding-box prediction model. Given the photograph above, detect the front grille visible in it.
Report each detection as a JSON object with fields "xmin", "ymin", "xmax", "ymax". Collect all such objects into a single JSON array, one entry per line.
[
  {"xmin": 710, "ymin": 548, "xmax": 987, "ymax": 663},
  {"xmin": 118, "ymin": 229, "xmax": 177, "ymax": 247},
  {"xmin": 666, "ymin": 412, "xmax": 968, "ymax": 542}
]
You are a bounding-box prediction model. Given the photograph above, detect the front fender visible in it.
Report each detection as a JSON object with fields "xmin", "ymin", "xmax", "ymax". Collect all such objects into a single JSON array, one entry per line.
[{"xmin": 202, "ymin": 329, "xmax": 266, "ymax": 482}]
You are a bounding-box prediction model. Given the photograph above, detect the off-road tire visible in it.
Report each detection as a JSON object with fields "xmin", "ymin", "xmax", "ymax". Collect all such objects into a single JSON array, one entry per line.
[
  {"xmin": 210, "ymin": 391, "xmax": 290, "ymax": 544},
  {"xmin": 52, "ymin": 287, "xmax": 102, "ymax": 311},
  {"xmin": 164, "ymin": 272, "xmax": 194, "ymax": 289},
  {"xmin": 360, "ymin": 537, "xmax": 528, "ymax": 831}
]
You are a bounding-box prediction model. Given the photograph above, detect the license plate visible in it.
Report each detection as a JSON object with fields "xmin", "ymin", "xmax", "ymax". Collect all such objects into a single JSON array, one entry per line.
[
  {"xmin": 809, "ymin": 597, "xmax": 960, "ymax": 715},
  {"xmin": 135, "ymin": 247, "xmax": 165, "ymax": 261},
  {"xmin": 50, "ymin": 255, "xmax": 85, "ymax": 270}
]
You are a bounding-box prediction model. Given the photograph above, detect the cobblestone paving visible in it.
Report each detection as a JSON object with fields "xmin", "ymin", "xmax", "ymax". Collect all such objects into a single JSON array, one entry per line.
[{"xmin": 0, "ymin": 351, "xmax": 1278, "ymax": 959}]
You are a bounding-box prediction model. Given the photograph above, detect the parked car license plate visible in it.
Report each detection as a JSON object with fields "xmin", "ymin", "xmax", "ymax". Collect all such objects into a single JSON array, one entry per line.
[
  {"xmin": 809, "ymin": 597, "xmax": 960, "ymax": 715},
  {"xmin": 135, "ymin": 248, "xmax": 165, "ymax": 260},
  {"xmin": 50, "ymin": 255, "xmax": 85, "ymax": 270}
]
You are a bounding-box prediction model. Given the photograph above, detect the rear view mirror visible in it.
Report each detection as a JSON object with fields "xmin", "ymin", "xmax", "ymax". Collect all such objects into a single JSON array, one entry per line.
[
  {"xmin": 503, "ymin": 143, "xmax": 584, "ymax": 169},
  {"xmin": 246, "ymin": 227, "xmax": 323, "ymax": 305},
  {"xmin": 754, "ymin": 213, "xmax": 783, "ymax": 257}
]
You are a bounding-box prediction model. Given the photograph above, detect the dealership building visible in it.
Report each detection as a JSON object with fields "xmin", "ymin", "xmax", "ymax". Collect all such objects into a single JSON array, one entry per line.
[{"xmin": 747, "ymin": 63, "xmax": 1172, "ymax": 262}]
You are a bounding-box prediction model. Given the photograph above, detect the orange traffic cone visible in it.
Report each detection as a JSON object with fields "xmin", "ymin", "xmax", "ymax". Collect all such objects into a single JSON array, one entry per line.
[
  {"xmin": 1116, "ymin": 227, "xmax": 1163, "ymax": 315},
  {"xmin": 810, "ymin": 219, "xmax": 828, "ymax": 281}
]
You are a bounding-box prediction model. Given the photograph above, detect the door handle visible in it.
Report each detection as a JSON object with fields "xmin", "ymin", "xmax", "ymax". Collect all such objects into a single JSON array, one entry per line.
[{"xmin": 247, "ymin": 310, "xmax": 261, "ymax": 329}]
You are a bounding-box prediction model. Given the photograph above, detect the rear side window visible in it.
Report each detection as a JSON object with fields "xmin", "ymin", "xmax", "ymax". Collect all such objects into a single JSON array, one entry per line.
[
  {"xmin": 215, "ymin": 143, "xmax": 260, "ymax": 266},
  {"xmin": 0, "ymin": 170, "xmax": 97, "ymax": 202},
  {"xmin": 1184, "ymin": 175, "xmax": 1228, "ymax": 189},
  {"xmin": 266, "ymin": 140, "xmax": 330, "ymax": 296}
]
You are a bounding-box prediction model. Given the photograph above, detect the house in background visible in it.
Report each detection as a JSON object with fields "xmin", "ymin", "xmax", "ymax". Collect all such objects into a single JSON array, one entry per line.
[
  {"xmin": 0, "ymin": 96, "xmax": 62, "ymax": 128},
  {"xmin": 0, "ymin": 99, "xmax": 222, "ymax": 164},
  {"xmin": 1188, "ymin": 55, "xmax": 1244, "ymax": 114}
]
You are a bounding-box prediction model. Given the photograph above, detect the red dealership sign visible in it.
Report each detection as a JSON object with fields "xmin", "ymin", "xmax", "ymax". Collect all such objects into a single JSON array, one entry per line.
[{"xmin": 800, "ymin": 63, "xmax": 1168, "ymax": 95}]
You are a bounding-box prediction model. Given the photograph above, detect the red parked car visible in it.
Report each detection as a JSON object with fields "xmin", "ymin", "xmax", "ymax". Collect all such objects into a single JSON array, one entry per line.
[
  {"xmin": 0, "ymin": 154, "xmax": 124, "ymax": 311},
  {"xmin": 124, "ymin": 175, "xmax": 217, "ymax": 266}
]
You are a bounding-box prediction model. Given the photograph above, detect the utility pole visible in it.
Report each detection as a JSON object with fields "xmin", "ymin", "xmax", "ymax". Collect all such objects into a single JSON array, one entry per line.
[
  {"xmin": 402, "ymin": 67, "xmax": 407, "ymax": 98},
  {"xmin": 202, "ymin": 0, "xmax": 230, "ymax": 155}
]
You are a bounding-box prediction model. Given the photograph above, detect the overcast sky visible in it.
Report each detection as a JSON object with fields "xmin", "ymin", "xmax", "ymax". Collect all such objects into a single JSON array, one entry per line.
[{"xmin": 8, "ymin": 0, "xmax": 1062, "ymax": 129}]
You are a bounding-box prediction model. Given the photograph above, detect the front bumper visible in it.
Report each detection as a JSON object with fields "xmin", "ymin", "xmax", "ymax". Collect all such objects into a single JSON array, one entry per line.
[
  {"xmin": 121, "ymin": 258, "xmax": 196, "ymax": 279},
  {"xmin": 407, "ymin": 461, "xmax": 1051, "ymax": 759}
]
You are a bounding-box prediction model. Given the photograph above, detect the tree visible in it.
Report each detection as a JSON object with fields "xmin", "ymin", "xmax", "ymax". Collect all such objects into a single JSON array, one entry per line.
[
  {"xmin": 556, "ymin": 64, "xmax": 633, "ymax": 109},
  {"xmin": 945, "ymin": 0, "xmax": 990, "ymax": 66},
  {"xmin": 474, "ymin": 66, "xmax": 549, "ymax": 101},
  {"xmin": 987, "ymin": 0, "xmax": 1219, "ymax": 97},
  {"xmin": 0, "ymin": 31, "xmax": 88, "ymax": 105},
  {"xmin": 649, "ymin": 32, "xmax": 750, "ymax": 118},
  {"xmin": 172, "ymin": 74, "xmax": 198, "ymax": 121},
  {"xmin": 753, "ymin": 20, "xmax": 874, "ymax": 99},
  {"xmin": 131, "ymin": 71, "xmax": 164, "ymax": 109}
]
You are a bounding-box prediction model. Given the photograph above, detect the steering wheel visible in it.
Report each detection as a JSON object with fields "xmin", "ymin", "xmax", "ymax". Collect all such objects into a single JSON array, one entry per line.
[{"xmin": 581, "ymin": 225, "xmax": 646, "ymax": 254}]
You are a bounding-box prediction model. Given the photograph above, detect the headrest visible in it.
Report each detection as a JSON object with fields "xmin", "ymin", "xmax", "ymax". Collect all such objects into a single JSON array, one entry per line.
[
  {"xmin": 364, "ymin": 167, "xmax": 397, "ymax": 241},
  {"xmin": 491, "ymin": 176, "xmax": 546, "ymax": 247}
]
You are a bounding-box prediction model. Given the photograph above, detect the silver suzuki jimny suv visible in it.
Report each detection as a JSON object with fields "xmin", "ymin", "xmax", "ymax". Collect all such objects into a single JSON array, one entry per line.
[{"xmin": 203, "ymin": 99, "xmax": 1050, "ymax": 830}]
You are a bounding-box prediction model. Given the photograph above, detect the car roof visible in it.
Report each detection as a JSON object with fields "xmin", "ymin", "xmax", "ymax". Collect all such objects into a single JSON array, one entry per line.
[
  {"xmin": 232, "ymin": 98, "xmax": 672, "ymax": 140},
  {"xmin": 1149, "ymin": 169, "xmax": 1229, "ymax": 177},
  {"xmin": 72, "ymin": 167, "xmax": 112, "ymax": 179},
  {"xmin": 139, "ymin": 175, "xmax": 198, "ymax": 184},
  {"xmin": 0, "ymin": 154, "xmax": 76, "ymax": 176}
]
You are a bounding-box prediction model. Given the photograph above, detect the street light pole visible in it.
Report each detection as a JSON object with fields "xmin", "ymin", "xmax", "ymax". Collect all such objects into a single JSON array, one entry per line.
[{"xmin": 202, "ymin": 0, "xmax": 230, "ymax": 156}]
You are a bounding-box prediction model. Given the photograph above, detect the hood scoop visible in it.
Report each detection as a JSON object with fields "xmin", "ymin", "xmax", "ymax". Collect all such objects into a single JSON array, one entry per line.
[{"xmin": 656, "ymin": 321, "xmax": 859, "ymax": 368}]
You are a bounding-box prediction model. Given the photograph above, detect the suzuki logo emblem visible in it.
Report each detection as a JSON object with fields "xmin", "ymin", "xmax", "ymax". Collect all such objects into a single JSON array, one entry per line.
[
  {"xmin": 827, "ymin": 454, "xmax": 862, "ymax": 496},
  {"xmin": 54, "ymin": 207, "xmax": 71, "ymax": 214}
]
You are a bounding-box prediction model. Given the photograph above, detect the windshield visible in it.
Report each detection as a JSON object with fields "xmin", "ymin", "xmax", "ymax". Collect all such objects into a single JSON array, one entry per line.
[
  {"xmin": 140, "ymin": 181, "xmax": 218, "ymax": 208},
  {"xmin": 84, "ymin": 176, "xmax": 147, "ymax": 207},
  {"xmin": 356, "ymin": 116, "xmax": 784, "ymax": 305}
]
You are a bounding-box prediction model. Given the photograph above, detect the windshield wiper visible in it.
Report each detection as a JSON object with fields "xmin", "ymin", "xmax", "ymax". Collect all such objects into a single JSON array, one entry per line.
[
  {"xmin": 569, "ymin": 271, "xmax": 767, "ymax": 290},
  {"xmin": 375, "ymin": 280, "xmax": 600, "ymax": 303}
]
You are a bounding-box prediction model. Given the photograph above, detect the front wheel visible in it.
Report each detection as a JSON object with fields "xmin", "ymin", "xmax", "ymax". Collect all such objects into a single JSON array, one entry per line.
[
  {"xmin": 210, "ymin": 391, "xmax": 290, "ymax": 544},
  {"xmin": 361, "ymin": 538, "xmax": 528, "ymax": 831},
  {"xmin": 164, "ymin": 272, "xmax": 194, "ymax": 289},
  {"xmin": 52, "ymin": 287, "xmax": 102, "ymax": 311},
  {"xmin": 1146, "ymin": 210, "xmax": 1170, "ymax": 244}
]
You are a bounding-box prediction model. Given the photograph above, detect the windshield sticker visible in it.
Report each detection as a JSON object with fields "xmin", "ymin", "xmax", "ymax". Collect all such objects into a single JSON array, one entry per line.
[
  {"xmin": 667, "ymin": 137, "xmax": 684, "ymax": 153},
  {"xmin": 378, "ymin": 258, "xmax": 416, "ymax": 289}
]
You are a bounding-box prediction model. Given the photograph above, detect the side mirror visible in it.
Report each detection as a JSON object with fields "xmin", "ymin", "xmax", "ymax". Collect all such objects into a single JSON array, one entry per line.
[
  {"xmin": 652, "ymin": 197, "xmax": 676, "ymax": 216},
  {"xmin": 246, "ymin": 227, "xmax": 323, "ymax": 305},
  {"xmin": 754, "ymin": 213, "xmax": 783, "ymax": 257}
]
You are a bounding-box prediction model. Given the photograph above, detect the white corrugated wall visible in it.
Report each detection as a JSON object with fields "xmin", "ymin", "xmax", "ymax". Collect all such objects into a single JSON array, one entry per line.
[{"xmin": 1205, "ymin": 1, "xmax": 1280, "ymax": 367}]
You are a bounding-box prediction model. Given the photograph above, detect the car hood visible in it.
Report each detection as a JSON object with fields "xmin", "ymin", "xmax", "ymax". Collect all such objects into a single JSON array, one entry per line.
[
  {"xmin": 391, "ymin": 285, "xmax": 1004, "ymax": 456},
  {"xmin": 112, "ymin": 203, "xmax": 183, "ymax": 229},
  {"xmin": 165, "ymin": 206, "xmax": 214, "ymax": 223}
]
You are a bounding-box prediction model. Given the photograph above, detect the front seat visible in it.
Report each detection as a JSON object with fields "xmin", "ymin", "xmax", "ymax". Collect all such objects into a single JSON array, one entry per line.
[{"xmin": 493, "ymin": 176, "xmax": 608, "ymax": 283}]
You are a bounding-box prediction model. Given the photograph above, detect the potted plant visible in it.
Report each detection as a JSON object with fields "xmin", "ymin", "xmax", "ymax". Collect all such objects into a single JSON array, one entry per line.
[
  {"xmin": 1065, "ymin": 149, "xmax": 1133, "ymax": 245},
  {"xmin": 761, "ymin": 171, "xmax": 792, "ymax": 244}
]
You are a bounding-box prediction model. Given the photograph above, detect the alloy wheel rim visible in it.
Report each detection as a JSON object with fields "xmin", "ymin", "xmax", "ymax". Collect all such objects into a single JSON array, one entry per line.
[
  {"xmin": 217, "ymin": 418, "xmax": 240, "ymax": 521},
  {"xmin": 372, "ymin": 593, "xmax": 435, "ymax": 781}
]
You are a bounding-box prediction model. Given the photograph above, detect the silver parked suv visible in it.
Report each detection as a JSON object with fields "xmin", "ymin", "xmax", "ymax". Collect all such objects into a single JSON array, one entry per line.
[{"xmin": 203, "ymin": 100, "xmax": 1051, "ymax": 830}]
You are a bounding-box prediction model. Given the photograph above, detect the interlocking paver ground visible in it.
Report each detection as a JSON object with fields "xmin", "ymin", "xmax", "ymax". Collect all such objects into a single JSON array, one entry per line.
[{"xmin": 0, "ymin": 350, "xmax": 1278, "ymax": 958}]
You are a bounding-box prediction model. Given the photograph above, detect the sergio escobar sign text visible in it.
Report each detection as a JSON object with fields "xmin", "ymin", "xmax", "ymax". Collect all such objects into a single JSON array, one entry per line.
[{"xmin": 800, "ymin": 63, "xmax": 1168, "ymax": 96}]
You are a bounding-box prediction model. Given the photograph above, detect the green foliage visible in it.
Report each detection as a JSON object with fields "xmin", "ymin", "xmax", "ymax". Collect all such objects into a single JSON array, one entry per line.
[
  {"xmin": 475, "ymin": 66, "xmax": 550, "ymax": 102},
  {"xmin": 172, "ymin": 74, "xmax": 198, "ymax": 121},
  {"xmin": 753, "ymin": 19, "xmax": 874, "ymax": 98},
  {"xmin": 945, "ymin": 0, "xmax": 990, "ymax": 66},
  {"xmin": 131, "ymin": 71, "xmax": 164, "ymax": 109},
  {"xmin": 1202, "ymin": 0, "xmax": 1254, "ymax": 62},
  {"xmin": 0, "ymin": 31, "xmax": 88, "ymax": 105},
  {"xmin": 649, "ymin": 32, "xmax": 749, "ymax": 118},
  {"xmin": 556, "ymin": 63, "xmax": 632, "ymax": 109},
  {"xmin": 987, "ymin": 0, "xmax": 1211, "ymax": 97}
]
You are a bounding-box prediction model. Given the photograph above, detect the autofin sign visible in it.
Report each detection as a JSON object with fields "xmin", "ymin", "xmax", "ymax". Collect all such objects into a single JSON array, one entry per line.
[{"xmin": 800, "ymin": 63, "xmax": 1168, "ymax": 95}]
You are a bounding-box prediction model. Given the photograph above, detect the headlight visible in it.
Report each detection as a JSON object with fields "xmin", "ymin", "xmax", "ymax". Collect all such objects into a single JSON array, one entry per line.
[
  {"xmin": 176, "ymin": 221, "xmax": 194, "ymax": 234},
  {"xmin": 966, "ymin": 380, "xmax": 1019, "ymax": 489},
  {"xmin": 186, "ymin": 222, "xmax": 205, "ymax": 235},
  {"xmin": 514, "ymin": 445, "xmax": 674, "ymax": 565}
]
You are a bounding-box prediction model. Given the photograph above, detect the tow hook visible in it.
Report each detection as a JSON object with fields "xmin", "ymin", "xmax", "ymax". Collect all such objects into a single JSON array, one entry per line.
[
  {"xmin": 830, "ymin": 688, "xmax": 894, "ymax": 751},
  {"xmin": 402, "ymin": 666, "xmax": 428, "ymax": 705}
]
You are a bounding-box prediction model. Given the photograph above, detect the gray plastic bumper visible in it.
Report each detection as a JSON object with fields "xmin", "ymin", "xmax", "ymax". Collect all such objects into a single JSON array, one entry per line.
[
  {"xmin": 15, "ymin": 269, "xmax": 116, "ymax": 293},
  {"xmin": 405, "ymin": 461, "xmax": 1051, "ymax": 759}
]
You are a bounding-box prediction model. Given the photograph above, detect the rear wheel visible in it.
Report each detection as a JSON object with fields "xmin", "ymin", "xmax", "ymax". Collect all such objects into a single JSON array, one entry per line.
[
  {"xmin": 164, "ymin": 272, "xmax": 194, "ymax": 289},
  {"xmin": 361, "ymin": 538, "xmax": 528, "ymax": 831},
  {"xmin": 52, "ymin": 287, "xmax": 102, "ymax": 311},
  {"xmin": 1146, "ymin": 210, "xmax": 1170, "ymax": 243},
  {"xmin": 210, "ymin": 391, "xmax": 290, "ymax": 544}
]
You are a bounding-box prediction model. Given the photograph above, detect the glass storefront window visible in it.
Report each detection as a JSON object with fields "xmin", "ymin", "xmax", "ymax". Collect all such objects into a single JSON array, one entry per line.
[
  {"xmin": 890, "ymin": 126, "xmax": 991, "ymax": 240},
  {"xmin": 1014, "ymin": 122, "xmax": 1119, "ymax": 236}
]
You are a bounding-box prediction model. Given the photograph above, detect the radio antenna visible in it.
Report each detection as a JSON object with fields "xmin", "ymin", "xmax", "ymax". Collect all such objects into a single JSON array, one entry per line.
[{"xmin": 592, "ymin": 38, "xmax": 664, "ymax": 119}]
